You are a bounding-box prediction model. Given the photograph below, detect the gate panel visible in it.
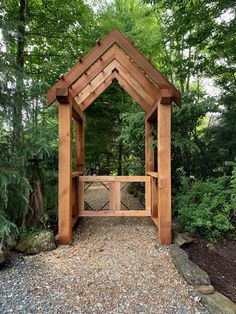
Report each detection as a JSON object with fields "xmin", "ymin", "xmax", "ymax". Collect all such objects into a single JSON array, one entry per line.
[{"xmin": 78, "ymin": 176, "xmax": 151, "ymax": 217}]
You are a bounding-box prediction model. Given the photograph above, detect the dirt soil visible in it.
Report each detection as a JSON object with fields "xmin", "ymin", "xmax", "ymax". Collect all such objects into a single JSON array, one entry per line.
[{"xmin": 184, "ymin": 237, "xmax": 236, "ymax": 303}]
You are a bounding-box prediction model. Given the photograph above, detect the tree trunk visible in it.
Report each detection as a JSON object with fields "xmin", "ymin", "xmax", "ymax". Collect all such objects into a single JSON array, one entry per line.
[{"xmin": 13, "ymin": 0, "xmax": 26, "ymax": 143}]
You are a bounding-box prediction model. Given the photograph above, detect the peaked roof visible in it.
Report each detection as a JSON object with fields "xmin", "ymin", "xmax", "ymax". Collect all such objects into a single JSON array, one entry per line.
[{"xmin": 48, "ymin": 28, "xmax": 181, "ymax": 107}]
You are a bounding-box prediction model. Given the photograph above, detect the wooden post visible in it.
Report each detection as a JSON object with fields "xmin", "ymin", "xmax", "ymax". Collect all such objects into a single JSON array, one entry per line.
[
  {"xmin": 145, "ymin": 118, "xmax": 154, "ymax": 173},
  {"xmin": 157, "ymin": 93, "xmax": 172, "ymax": 244},
  {"xmin": 109, "ymin": 181, "xmax": 121, "ymax": 211},
  {"xmin": 75, "ymin": 119, "xmax": 84, "ymax": 215},
  {"xmin": 145, "ymin": 176, "xmax": 151, "ymax": 211},
  {"xmin": 57, "ymin": 92, "xmax": 72, "ymax": 245},
  {"xmin": 151, "ymin": 177, "xmax": 158, "ymax": 218},
  {"xmin": 75, "ymin": 120, "xmax": 84, "ymax": 172}
]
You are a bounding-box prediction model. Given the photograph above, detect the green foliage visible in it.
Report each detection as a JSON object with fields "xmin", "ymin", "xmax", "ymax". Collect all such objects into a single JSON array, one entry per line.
[
  {"xmin": 18, "ymin": 226, "xmax": 45, "ymax": 241},
  {"xmin": 175, "ymin": 169, "xmax": 235, "ymax": 241},
  {"xmin": 0, "ymin": 0, "xmax": 236, "ymax": 244},
  {"xmin": 0, "ymin": 212, "xmax": 18, "ymax": 244}
]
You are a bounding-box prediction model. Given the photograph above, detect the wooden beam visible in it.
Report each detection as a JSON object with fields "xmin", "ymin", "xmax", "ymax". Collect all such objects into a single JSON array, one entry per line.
[
  {"xmin": 70, "ymin": 45, "xmax": 116, "ymax": 98},
  {"xmin": 48, "ymin": 29, "xmax": 180, "ymax": 106},
  {"xmin": 72, "ymin": 101, "xmax": 84, "ymax": 122},
  {"xmin": 112, "ymin": 29, "xmax": 181, "ymax": 105},
  {"xmin": 157, "ymin": 97, "xmax": 172, "ymax": 244},
  {"xmin": 57, "ymin": 98, "xmax": 72, "ymax": 245},
  {"xmin": 78, "ymin": 68, "xmax": 152, "ymax": 113},
  {"xmin": 75, "ymin": 59, "xmax": 153, "ymax": 112},
  {"xmin": 115, "ymin": 47, "xmax": 160, "ymax": 98},
  {"xmin": 145, "ymin": 176, "xmax": 151, "ymax": 211},
  {"xmin": 72, "ymin": 176, "xmax": 79, "ymax": 221},
  {"xmin": 78, "ymin": 182, "xmax": 84, "ymax": 212},
  {"xmin": 151, "ymin": 177, "xmax": 158, "ymax": 218},
  {"xmin": 146, "ymin": 172, "xmax": 158, "ymax": 178},
  {"xmin": 75, "ymin": 119, "xmax": 84, "ymax": 172},
  {"xmin": 78, "ymin": 210, "xmax": 151, "ymax": 217},
  {"xmin": 48, "ymin": 29, "xmax": 118, "ymax": 105},
  {"xmin": 78, "ymin": 72, "xmax": 115, "ymax": 111},
  {"xmin": 79, "ymin": 176, "xmax": 148, "ymax": 182},
  {"xmin": 160, "ymin": 88, "xmax": 175, "ymax": 104},
  {"xmin": 71, "ymin": 45, "xmax": 160, "ymax": 101},
  {"xmin": 145, "ymin": 119, "xmax": 154, "ymax": 172},
  {"xmin": 75, "ymin": 60, "xmax": 119, "ymax": 105},
  {"xmin": 56, "ymin": 88, "xmax": 69, "ymax": 104},
  {"xmin": 116, "ymin": 60, "xmax": 154, "ymax": 107},
  {"xmin": 109, "ymin": 181, "xmax": 121, "ymax": 211},
  {"xmin": 114, "ymin": 72, "xmax": 150, "ymax": 112},
  {"xmin": 146, "ymin": 101, "xmax": 158, "ymax": 123}
]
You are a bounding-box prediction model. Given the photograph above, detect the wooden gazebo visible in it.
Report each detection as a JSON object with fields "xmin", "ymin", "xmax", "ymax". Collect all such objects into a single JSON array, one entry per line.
[{"xmin": 47, "ymin": 29, "xmax": 181, "ymax": 245}]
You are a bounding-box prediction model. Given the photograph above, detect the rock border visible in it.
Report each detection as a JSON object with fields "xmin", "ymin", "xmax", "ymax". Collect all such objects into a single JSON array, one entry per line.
[{"xmin": 169, "ymin": 234, "xmax": 236, "ymax": 314}]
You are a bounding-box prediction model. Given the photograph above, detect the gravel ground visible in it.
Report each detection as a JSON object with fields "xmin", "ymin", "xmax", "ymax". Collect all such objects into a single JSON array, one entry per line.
[{"xmin": 0, "ymin": 217, "xmax": 208, "ymax": 314}]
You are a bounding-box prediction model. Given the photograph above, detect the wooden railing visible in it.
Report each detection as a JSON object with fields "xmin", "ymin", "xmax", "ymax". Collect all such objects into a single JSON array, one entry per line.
[
  {"xmin": 76, "ymin": 176, "xmax": 151, "ymax": 217},
  {"xmin": 71, "ymin": 173, "xmax": 158, "ymax": 224}
]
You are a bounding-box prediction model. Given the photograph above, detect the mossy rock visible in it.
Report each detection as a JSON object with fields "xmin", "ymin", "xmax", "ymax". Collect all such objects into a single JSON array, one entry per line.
[
  {"xmin": 0, "ymin": 249, "xmax": 7, "ymax": 265},
  {"xmin": 15, "ymin": 230, "xmax": 56, "ymax": 255}
]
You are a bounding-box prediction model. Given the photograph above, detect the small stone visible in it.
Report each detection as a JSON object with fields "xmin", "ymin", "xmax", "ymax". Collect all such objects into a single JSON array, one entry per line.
[
  {"xmin": 200, "ymin": 291, "xmax": 236, "ymax": 314},
  {"xmin": 174, "ymin": 233, "xmax": 193, "ymax": 247},
  {"xmin": 170, "ymin": 249, "xmax": 211, "ymax": 286},
  {"xmin": 197, "ymin": 285, "xmax": 214, "ymax": 295}
]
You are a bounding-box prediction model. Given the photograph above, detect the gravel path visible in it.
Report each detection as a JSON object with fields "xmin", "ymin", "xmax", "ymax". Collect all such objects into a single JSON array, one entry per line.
[{"xmin": 0, "ymin": 218, "xmax": 207, "ymax": 313}]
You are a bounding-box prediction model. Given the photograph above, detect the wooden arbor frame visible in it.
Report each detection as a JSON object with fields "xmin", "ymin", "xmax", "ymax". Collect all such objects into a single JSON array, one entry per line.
[{"xmin": 47, "ymin": 29, "xmax": 181, "ymax": 245}]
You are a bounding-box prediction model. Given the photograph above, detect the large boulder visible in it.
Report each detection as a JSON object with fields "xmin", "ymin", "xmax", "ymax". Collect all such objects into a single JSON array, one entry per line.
[
  {"xmin": 170, "ymin": 244, "xmax": 211, "ymax": 286},
  {"xmin": 15, "ymin": 230, "xmax": 56, "ymax": 255}
]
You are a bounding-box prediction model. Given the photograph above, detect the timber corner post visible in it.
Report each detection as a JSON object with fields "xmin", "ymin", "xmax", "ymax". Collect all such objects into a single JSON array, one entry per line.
[
  {"xmin": 56, "ymin": 88, "xmax": 73, "ymax": 244},
  {"xmin": 157, "ymin": 89, "xmax": 174, "ymax": 244},
  {"xmin": 48, "ymin": 28, "xmax": 181, "ymax": 246}
]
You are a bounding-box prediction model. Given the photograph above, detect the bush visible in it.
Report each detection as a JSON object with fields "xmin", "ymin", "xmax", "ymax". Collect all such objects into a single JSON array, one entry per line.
[
  {"xmin": 175, "ymin": 169, "xmax": 235, "ymax": 242},
  {"xmin": 0, "ymin": 212, "xmax": 18, "ymax": 246}
]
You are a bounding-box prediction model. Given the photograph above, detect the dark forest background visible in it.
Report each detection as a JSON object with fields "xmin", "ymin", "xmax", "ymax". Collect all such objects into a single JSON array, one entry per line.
[{"xmin": 0, "ymin": 0, "xmax": 236, "ymax": 243}]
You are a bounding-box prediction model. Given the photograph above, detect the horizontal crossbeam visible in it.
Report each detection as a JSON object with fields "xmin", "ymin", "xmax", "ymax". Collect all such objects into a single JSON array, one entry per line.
[
  {"xmin": 79, "ymin": 210, "xmax": 151, "ymax": 217},
  {"xmin": 78, "ymin": 175, "xmax": 148, "ymax": 182}
]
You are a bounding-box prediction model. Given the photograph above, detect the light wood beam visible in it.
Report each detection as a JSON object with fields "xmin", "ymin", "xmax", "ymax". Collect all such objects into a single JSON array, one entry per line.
[
  {"xmin": 57, "ymin": 94, "xmax": 72, "ymax": 245},
  {"xmin": 78, "ymin": 72, "xmax": 115, "ymax": 111},
  {"xmin": 48, "ymin": 29, "xmax": 180, "ymax": 106},
  {"xmin": 145, "ymin": 118, "xmax": 154, "ymax": 173},
  {"xmin": 114, "ymin": 72, "xmax": 150, "ymax": 112},
  {"xmin": 157, "ymin": 96, "xmax": 172, "ymax": 244}
]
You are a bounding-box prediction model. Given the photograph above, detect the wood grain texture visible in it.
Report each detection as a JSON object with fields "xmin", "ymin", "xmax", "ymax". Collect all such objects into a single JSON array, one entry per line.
[
  {"xmin": 78, "ymin": 210, "xmax": 151, "ymax": 217},
  {"xmin": 78, "ymin": 72, "xmax": 115, "ymax": 111},
  {"xmin": 145, "ymin": 176, "xmax": 151, "ymax": 211},
  {"xmin": 145, "ymin": 119, "xmax": 154, "ymax": 172},
  {"xmin": 151, "ymin": 177, "xmax": 158, "ymax": 218},
  {"xmin": 114, "ymin": 72, "xmax": 150, "ymax": 112},
  {"xmin": 75, "ymin": 120, "xmax": 84, "ymax": 172},
  {"xmin": 79, "ymin": 176, "xmax": 148, "ymax": 182},
  {"xmin": 48, "ymin": 29, "xmax": 180, "ymax": 106},
  {"xmin": 157, "ymin": 99, "xmax": 172, "ymax": 244},
  {"xmin": 109, "ymin": 181, "xmax": 121, "ymax": 211},
  {"xmin": 58, "ymin": 100, "xmax": 72, "ymax": 244}
]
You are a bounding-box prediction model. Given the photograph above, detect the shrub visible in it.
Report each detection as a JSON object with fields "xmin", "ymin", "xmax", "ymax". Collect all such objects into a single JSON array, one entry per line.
[{"xmin": 175, "ymin": 169, "xmax": 235, "ymax": 242}]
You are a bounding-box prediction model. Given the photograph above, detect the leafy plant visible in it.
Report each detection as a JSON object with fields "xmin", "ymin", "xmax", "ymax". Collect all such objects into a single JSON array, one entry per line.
[{"xmin": 175, "ymin": 169, "xmax": 235, "ymax": 242}]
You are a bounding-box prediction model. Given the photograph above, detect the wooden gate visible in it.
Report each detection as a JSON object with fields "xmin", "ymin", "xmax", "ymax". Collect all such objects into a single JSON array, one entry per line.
[{"xmin": 71, "ymin": 173, "xmax": 159, "ymax": 225}]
